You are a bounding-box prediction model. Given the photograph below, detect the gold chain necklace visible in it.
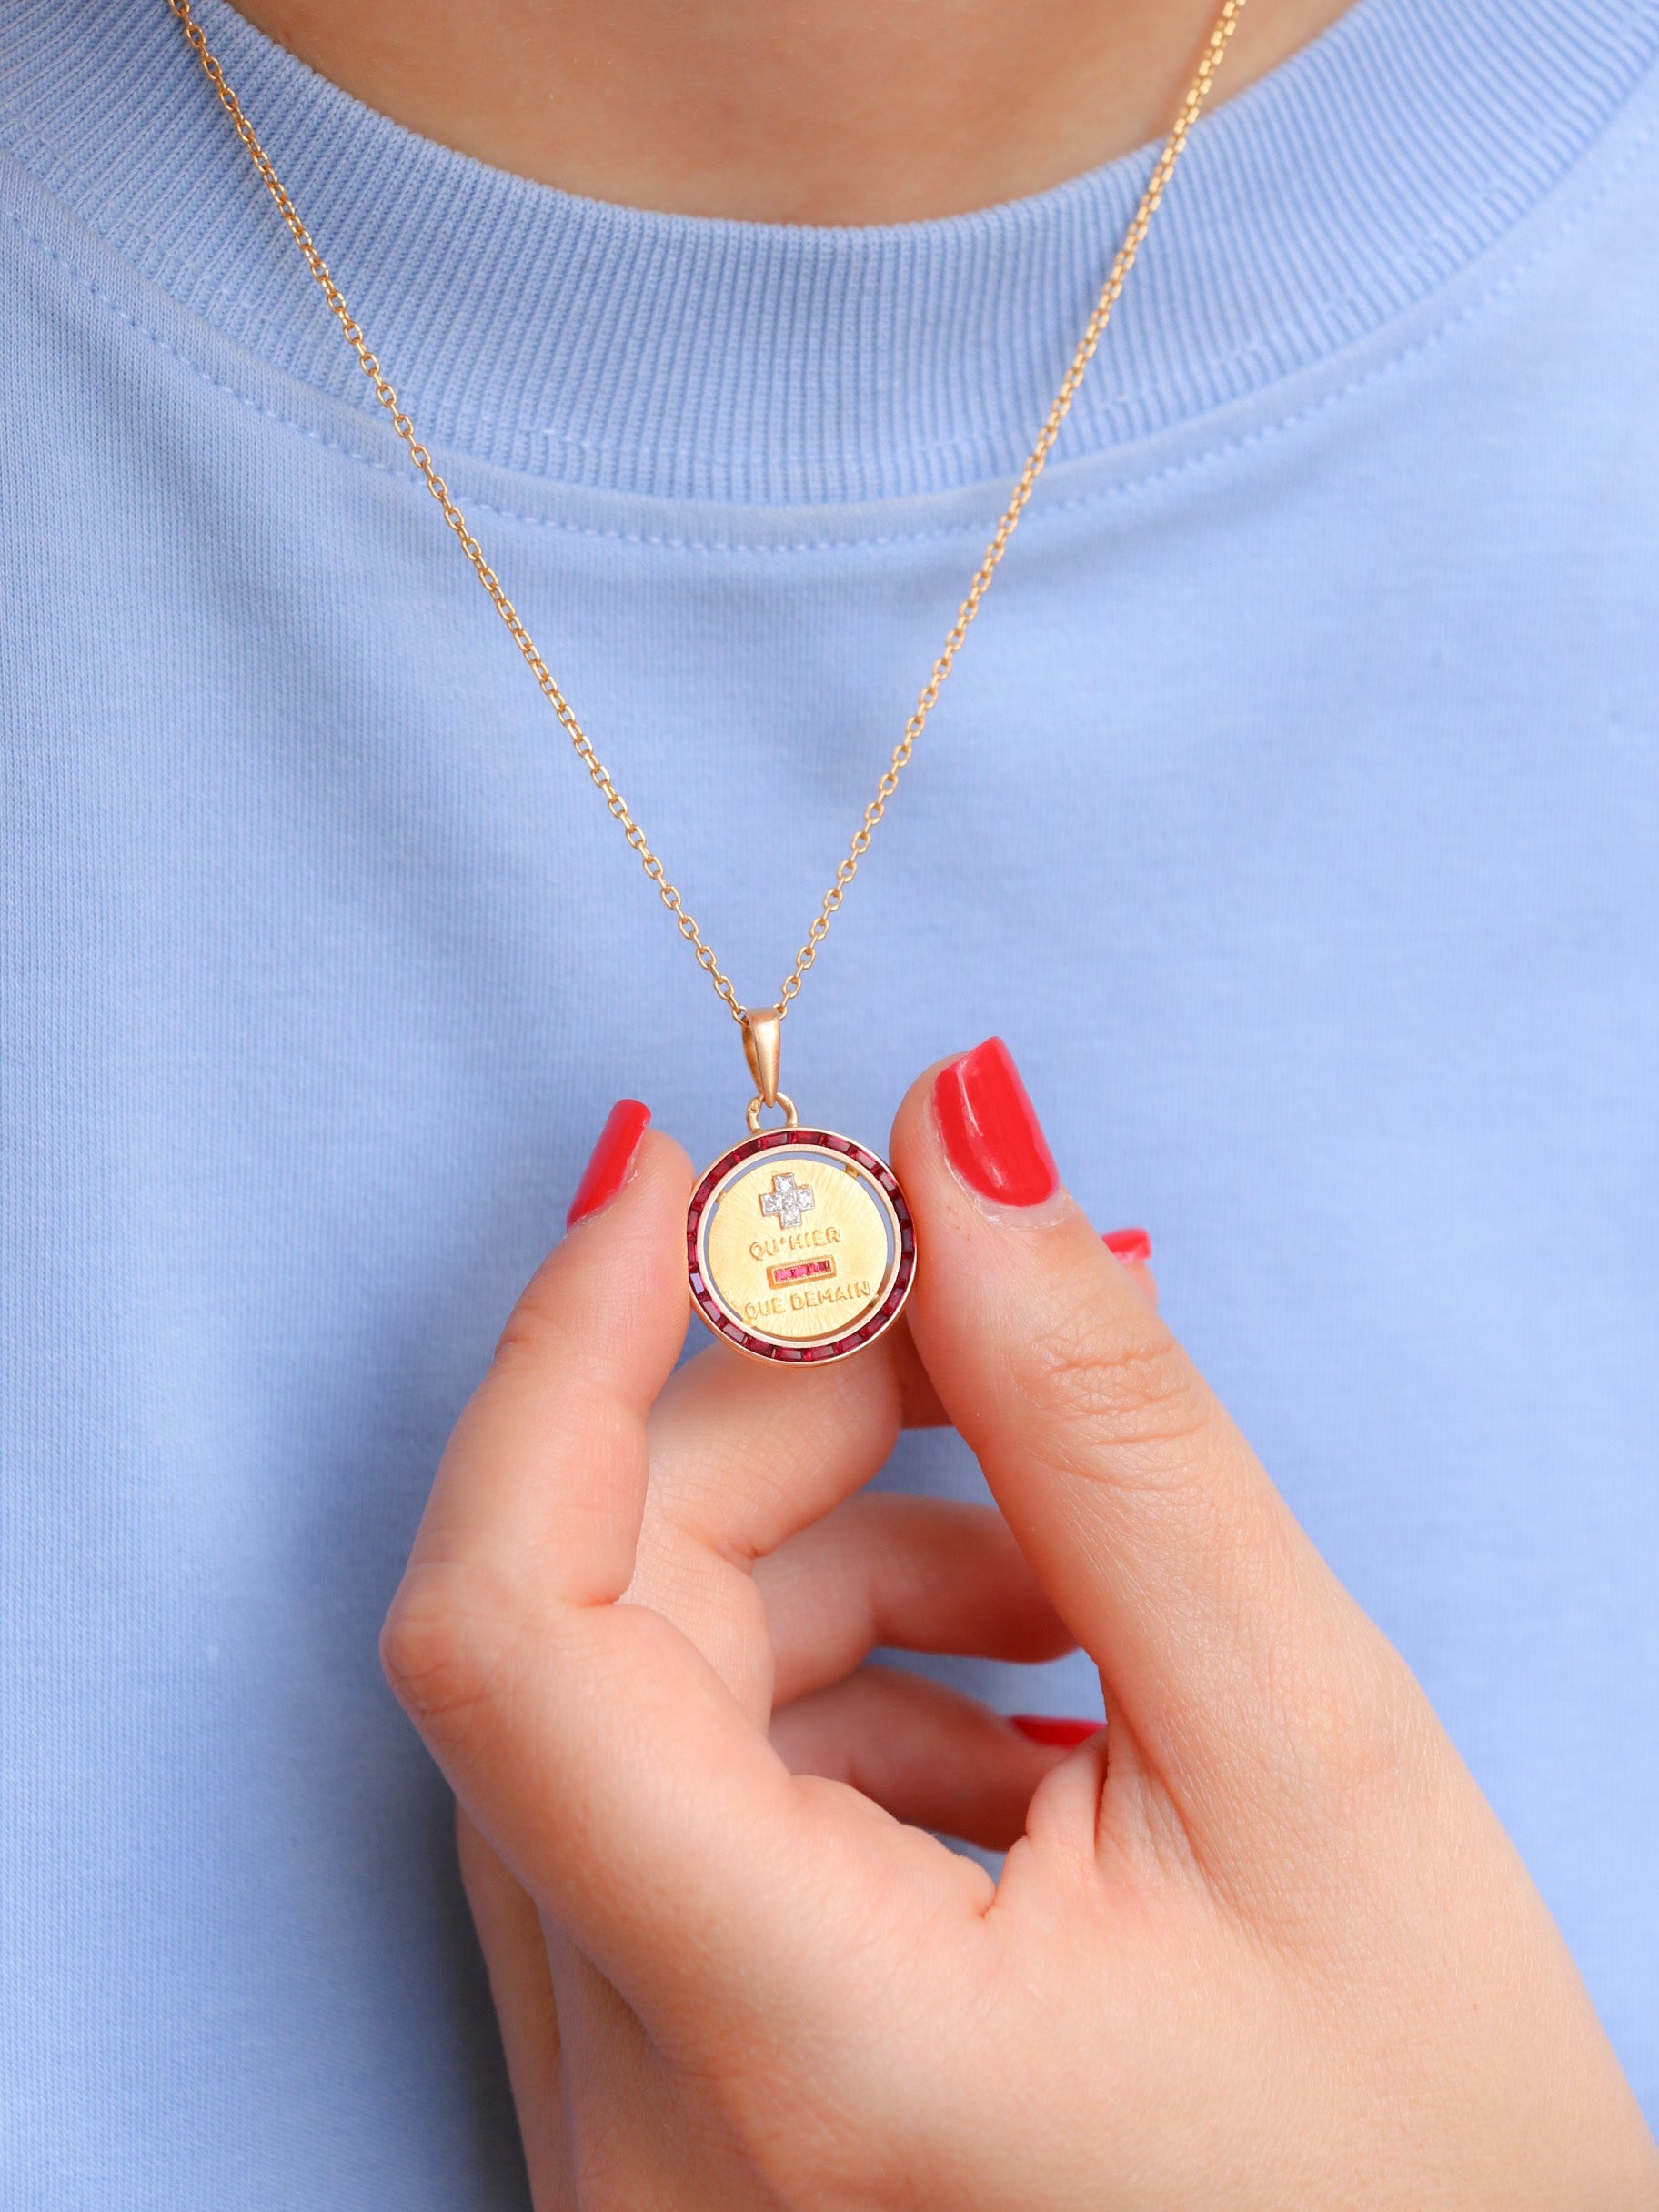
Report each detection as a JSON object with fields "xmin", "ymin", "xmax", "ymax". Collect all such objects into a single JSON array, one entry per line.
[{"xmin": 168, "ymin": 0, "xmax": 1246, "ymax": 1364}]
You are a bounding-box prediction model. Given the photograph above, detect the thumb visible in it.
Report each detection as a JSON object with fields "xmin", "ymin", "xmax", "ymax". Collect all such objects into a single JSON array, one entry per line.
[{"xmin": 891, "ymin": 1039, "xmax": 1363, "ymax": 1827}]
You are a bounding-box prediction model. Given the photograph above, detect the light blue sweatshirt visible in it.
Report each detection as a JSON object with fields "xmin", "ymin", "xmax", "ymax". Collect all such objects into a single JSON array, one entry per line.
[{"xmin": 3, "ymin": 0, "xmax": 1656, "ymax": 2199}]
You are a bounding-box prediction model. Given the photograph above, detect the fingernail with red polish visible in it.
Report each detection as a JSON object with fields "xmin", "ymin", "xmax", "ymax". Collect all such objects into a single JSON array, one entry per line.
[
  {"xmin": 1010, "ymin": 1714, "xmax": 1102, "ymax": 1748},
  {"xmin": 932, "ymin": 1037, "xmax": 1058, "ymax": 1207},
  {"xmin": 567, "ymin": 1100, "xmax": 651, "ymax": 1229},
  {"xmin": 1103, "ymin": 1227, "xmax": 1152, "ymax": 1265}
]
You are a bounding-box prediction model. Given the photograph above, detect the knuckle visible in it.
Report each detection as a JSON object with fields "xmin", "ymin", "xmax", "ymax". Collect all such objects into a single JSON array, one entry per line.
[
  {"xmin": 490, "ymin": 1286, "xmax": 569, "ymax": 1373},
  {"xmin": 1018, "ymin": 1300, "xmax": 1212, "ymax": 1473},
  {"xmin": 379, "ymin": 1562, "xmax": 514, "ymax": 1737}
]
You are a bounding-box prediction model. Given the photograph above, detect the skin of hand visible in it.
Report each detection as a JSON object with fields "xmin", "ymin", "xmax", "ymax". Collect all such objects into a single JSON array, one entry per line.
[{"xmin": 381, "ymin": 1045, "xmax": 1659, "ymax": 2209}]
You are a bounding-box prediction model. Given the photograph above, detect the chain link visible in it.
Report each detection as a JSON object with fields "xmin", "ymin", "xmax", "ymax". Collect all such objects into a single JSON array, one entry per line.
[{"xmin": 168, "ymin": 0, "xmax": 1246, "ymax": 1026}]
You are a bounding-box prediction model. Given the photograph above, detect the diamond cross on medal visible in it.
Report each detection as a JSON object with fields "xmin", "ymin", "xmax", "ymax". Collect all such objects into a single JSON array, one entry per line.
[{"xmin": 759, "ymin": 1171, "xmax": 814, "ymax": 1233}]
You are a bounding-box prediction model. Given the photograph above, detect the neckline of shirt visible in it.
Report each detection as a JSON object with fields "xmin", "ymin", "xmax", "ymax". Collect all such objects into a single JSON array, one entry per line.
[{"xmin": 4, "ymin": 0, "xmax": 1657, "ymax": 506}]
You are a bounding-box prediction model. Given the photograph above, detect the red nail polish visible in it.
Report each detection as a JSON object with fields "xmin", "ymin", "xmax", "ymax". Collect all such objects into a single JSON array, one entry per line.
[
  {"xmin": 1010, "ymin": 1714, "xmax": 1102, "ymax": 1748},
  {"xmin": 1103, "ymin": 1227, "xmax": 1152, "ymax": 1265},
  {"xmin": 932, "ymin": 1038, "xmax": 1058, "ymax": 1207},
  {"xmin": 566, "ymin": 1100, "xmax": 651, "ymax": 1229}
]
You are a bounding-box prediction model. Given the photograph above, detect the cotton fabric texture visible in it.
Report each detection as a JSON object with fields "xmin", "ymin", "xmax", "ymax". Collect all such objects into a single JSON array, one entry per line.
[{"xmin": 2, "ymin": 0, "xmax": 1656, "ymax": 2200}]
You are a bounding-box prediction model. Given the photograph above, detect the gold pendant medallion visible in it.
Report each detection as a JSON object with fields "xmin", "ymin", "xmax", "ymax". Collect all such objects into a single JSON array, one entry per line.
[
  {"xmin": 689, "ymin": 1123, "xmax": 915, "ymax": 1364},
  {"xmin": 687, "ymin": 1010, "xmax": 916, "ymax": 1364}
]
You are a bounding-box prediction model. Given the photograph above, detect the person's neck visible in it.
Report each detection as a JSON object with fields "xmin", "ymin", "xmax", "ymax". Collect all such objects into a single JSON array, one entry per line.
[{"xmin": 228, "ymin": 0, "xmax": 1353, "ymax": 225}]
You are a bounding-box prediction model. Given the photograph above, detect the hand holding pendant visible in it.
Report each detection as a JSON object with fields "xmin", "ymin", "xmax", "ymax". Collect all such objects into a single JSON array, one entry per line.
[{"xmin": 382, "ymin": 1042, "xmax": 1658, "ymax": 2210}]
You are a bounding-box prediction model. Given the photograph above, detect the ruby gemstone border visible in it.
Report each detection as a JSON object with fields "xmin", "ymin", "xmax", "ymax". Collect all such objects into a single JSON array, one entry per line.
[{"xmin": 686, "ymin": 1128, "xmax": 917, "ymax": 1364}]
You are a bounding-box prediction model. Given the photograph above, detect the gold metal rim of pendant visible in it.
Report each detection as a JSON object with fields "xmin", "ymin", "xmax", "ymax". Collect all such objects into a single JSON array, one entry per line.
[{"xmin": 687, "ymin": 1126, "xmax": 917, "ymax": 1366}]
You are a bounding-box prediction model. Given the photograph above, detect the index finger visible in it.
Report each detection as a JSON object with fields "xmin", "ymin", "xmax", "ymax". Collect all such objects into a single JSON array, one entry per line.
[
  {"xmin": 379, "ymin": 1121, "xmax": 974, "ymax": 2033},
  {"xmin": 398, "ymin": 1124, "xmax": 692, "ymax": 1611},
  {"xmin": 382, "ymin": 1133, "xmax": 791, "ymax": 1971}
]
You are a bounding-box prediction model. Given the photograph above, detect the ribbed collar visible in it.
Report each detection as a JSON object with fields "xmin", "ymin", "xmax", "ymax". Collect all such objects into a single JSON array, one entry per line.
[{"xmin": 4, "ymin": 0, "xmax": 1657, "ymax": 504}]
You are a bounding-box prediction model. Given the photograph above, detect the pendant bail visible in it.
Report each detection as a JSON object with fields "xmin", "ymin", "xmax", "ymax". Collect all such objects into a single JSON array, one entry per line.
[{"xmin": 741, "ymin": 1005, "xmax": 783, "ymax": 1109}]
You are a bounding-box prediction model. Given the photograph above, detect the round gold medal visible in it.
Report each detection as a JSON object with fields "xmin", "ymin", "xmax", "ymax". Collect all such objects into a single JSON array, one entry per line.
[{"xmin": 688, "ymin": 1127, "xmax": 916, "ymax": 1364}]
